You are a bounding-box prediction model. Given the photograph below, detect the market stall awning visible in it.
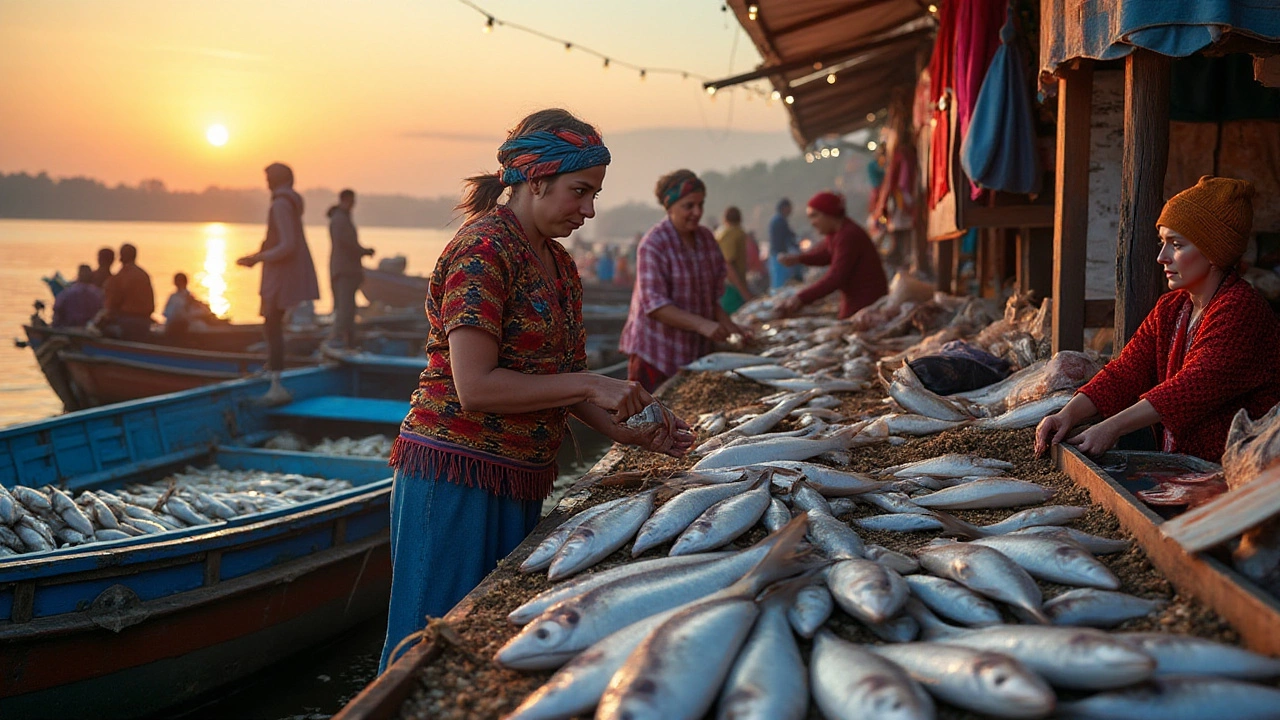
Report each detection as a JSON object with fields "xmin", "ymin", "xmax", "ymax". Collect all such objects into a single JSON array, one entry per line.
[
  {"xmin": 1040, "ymin": 0, "xmax": 1280, "ymax": 79},
  {"xmin": 711, "ymin": 0, "xmax": 936, "ymax": 147}
]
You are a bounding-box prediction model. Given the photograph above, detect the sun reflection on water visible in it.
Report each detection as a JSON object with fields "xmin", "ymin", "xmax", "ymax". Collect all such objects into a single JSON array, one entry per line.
[{"xmin": 199, "ymin": 223, "xmax": 231, "ymax": 317}]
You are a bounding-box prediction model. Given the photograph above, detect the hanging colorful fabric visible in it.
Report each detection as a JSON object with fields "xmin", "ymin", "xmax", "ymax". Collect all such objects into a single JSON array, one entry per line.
[{"xmin": 960, "ymin": 5, "xmax": 1043, "ymax": 195}]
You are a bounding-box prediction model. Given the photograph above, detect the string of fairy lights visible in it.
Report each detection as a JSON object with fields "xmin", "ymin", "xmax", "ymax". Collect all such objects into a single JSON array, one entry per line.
[{"xmin": 456, "ymin": 0, "xmax": 778, "ymax": 103}]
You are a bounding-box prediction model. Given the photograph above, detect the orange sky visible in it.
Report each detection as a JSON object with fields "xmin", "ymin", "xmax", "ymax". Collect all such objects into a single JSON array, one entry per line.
[{"xmin": 0, "ymin": 1, "xmax": 796, "ymax": 201}]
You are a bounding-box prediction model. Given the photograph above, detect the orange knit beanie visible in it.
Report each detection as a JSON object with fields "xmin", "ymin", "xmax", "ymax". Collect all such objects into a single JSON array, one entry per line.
[{"xmin": 1156, "ymin": 175, "xmax": 1256, "ymax": 269}]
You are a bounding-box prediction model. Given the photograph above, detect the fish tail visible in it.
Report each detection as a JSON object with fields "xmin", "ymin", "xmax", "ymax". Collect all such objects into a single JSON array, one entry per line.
[
  {"xmin": 932, "ymin": 510, "xmax": 987, "ymax": 539},
  {"xmin": 729, "ymin": 513, "xmax": 815, "ymax": 597}
]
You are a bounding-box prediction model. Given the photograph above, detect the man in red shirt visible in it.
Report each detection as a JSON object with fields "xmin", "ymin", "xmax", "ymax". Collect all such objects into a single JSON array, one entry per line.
[{"xmin": 777, "ymin": 191, "xmax": 888, "ymax": 319}]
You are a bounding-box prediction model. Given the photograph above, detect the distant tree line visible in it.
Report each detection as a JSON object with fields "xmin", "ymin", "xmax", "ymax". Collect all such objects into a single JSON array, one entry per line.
[{"xmin": 1, "ymin": 152, "xmax": 869, "ymax": 236}]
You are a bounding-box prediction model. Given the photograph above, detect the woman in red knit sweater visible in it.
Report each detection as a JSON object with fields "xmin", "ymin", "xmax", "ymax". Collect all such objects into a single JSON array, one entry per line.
[
  {"xmin": 778, "ymin": 191, "xmax": 888, "ymax": 319},
  {"xmin": 1035, "ymin": 176, "xmax": 1280, "ymax": 462}
]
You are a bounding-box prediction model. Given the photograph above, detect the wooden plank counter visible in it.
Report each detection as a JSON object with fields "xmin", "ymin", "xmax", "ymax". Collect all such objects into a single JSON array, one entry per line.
[{"xmin": 1054, "ymin": 444, "xmax": 1280, "ymax": 655}]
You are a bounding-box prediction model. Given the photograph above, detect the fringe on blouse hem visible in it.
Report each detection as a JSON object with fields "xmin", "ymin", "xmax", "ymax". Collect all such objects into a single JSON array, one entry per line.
[{"xmin": 389, "ymin": 436, "xmax": 556, "ymax": 501}]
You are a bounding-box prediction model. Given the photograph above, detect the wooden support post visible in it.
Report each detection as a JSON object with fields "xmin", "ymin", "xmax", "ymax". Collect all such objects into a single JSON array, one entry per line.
[
  {"xmin": 977, "ymin": 230, "xmax": 991, "ymax": 297},
  {"xmin": 1052, "ymin": 62, "xmax": 1093, "ymax": 353},
  {"xmin": 1115, "ymin": 50, "xmax": 1171, "ymax": 349},
  {"xmin": 933, "ymin": 238, "xmax": 954, "ymax": 293}
]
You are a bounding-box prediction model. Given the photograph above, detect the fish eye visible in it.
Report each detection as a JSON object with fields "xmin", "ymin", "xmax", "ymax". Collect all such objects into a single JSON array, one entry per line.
[
  {"xmin": 993, "ymin": 672, "xmax": 1009, "ymax": 686},
  {"xmin": 535, "ymin": 627, "xmax": 549, "ymax": 640},
  {"xmin": 564, "ymin": 610, "xmax": 580, "ymax": 625}
]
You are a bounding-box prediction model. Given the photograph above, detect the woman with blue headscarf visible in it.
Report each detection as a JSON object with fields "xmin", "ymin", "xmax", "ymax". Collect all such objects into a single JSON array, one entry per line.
[{"xmin": 379, "ymin": 109, "xmax": 693, "ymax": 671}]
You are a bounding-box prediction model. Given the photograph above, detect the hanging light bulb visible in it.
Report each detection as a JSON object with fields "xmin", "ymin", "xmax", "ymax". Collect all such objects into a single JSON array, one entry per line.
[
  {"xmin": 706, "ymin": 85, "xmax": 718, "ymax": 96},
  {"xmin": 771, "ymin": 90, "xmax": 781, "ymax": 100},
  {"xmin": 483, "ymin": 16, "xmax": 494, "ymax": 33},
  {"xmin": 866, "ymin": 112, "xmax": 877, "ymax": 122},
  {"xmin": 784, "ymin": 95, "xmax": 795, "ymax": 104},
  {"xmin": 564, "ymin": 42, "xmax": 572, "ymax": 52},
  {"xmin": 827, "ymin": 73, "xmax": 837, "ymax": 84},
  {"xmin": 747, "ymin": 4, "xmax": 759, "ymax": 20},
  {"xmin": 831, "ymin": 148, "xmax": 841, "ymax": 157},
  {"xmin": 805, "ymin": 153, "xmax": 815, "ymax": 163},
  {"xmin": 867, "ymin": 140, "xmax": 878, "ymax": 151},
  {"xmin": 927, "ymin": 4, "xmax": 939, "ymax": 13},
  {"xmin": 639, "ymin": 69, "xmax": 647, "ymax": 81},
  {"xmin": 820, "ymin": 148, "xmax": 831, "ymax": 158}
]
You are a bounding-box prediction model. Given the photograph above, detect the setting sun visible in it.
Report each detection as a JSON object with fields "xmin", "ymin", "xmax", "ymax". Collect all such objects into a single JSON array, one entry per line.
[{"xmin": 205, "ymin": 124, "xmax": 229, "ymax": 147}]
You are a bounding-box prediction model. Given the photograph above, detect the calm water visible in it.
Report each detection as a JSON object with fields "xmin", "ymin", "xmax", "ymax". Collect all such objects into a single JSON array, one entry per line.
[{"xmin": 0, "ymin": 218, "xmax": 455, "ymax": 427}]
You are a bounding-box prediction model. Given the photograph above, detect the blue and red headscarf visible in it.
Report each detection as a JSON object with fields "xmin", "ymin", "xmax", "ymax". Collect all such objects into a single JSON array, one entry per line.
[{"xmin": 498, "ymin": 130, "xmax": 611, "ymax": 186}]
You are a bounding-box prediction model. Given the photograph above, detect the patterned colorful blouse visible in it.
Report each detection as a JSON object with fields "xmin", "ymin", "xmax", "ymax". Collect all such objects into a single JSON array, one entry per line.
[
  {"xmin": 391, "ymin": 206, "xmax": 586, "ymax": 500},
  {"xmin": 619, "ymin": 219, "xmax": 727, "ymax": 377}
]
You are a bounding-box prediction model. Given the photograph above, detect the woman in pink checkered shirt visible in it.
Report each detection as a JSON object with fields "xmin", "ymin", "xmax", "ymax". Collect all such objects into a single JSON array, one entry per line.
[{"xmin": 619, "ymin": 169, "xmax": 750, "ymax": 392}]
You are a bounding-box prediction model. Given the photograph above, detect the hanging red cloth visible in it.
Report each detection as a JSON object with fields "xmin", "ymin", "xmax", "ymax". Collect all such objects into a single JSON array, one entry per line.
[
  {"xmin": 926, "ymin": 0, "xmax": 957, "ymax": 209},
  {"xmin": 953, "ymin": 0, "xmax": 1007, "ymax": 200}
]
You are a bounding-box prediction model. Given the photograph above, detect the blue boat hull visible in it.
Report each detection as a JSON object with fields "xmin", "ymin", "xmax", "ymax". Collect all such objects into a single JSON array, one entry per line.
[{"xmin": 0, "ymin": 361, "xmax": 422, "ymax": 717}]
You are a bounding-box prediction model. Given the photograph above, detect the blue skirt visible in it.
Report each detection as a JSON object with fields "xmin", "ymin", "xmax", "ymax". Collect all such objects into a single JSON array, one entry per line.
[{"xmin": 378, "ymin": 466, "xmax": 541, "ymax": 672}]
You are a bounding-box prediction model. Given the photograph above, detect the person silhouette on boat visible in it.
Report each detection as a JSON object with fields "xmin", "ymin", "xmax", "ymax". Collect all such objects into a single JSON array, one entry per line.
[
  {"xmin": 327, "ymin": 188, "xmax": 375, "ymax": 351},
  {"xmin": 162, "ymin": 272, "xmax": 214, "ymax": 338},
  {"xmin": 236, "ymin": 162, "xmax": 320, "ymax": 405},
  {"xmin": 92, "ymin": 243, "xmax": 155, "ymax": 342},
  {"xmin": 377, "ymin": 108, "xmax": 693, "ymax": 673},
  {"xmin": 89, "ymin": 247, "xmax": 115, "ymax": 288},
  {"xmin": 52, "ymin": 264, "xmax": 104, "ymax": 328}
]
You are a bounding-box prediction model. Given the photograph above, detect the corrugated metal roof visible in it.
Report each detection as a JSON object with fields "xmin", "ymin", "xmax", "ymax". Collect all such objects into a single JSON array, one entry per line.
[{"xmin": 714, "ymin": 0, "xmax": 935, "ymax": 147}]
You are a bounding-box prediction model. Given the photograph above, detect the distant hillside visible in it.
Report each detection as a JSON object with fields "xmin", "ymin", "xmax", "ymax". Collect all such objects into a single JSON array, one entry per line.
[{"xmin": 1, "ymin": 150, "xmax": 873, "ymax": 236}]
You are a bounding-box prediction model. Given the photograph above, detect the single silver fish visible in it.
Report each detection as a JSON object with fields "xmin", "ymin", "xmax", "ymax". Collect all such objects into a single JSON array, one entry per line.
[
  {"xmin": 827, "ymin": 558, "xmax": 908, "ymax": 624},
  {"xmin": 762, "ymin": 497, "xmax": 791, "ymax": 533},
  {"xmin": 854, "ymin": 513, "xmax": 946, "ymax": 533},
  {"xmin": 632, "ymin": 475, "xmax": 759, "ymax": 556},
  {"xmin": 904, "ymin": 574, "xmax": 1003, "ymax": 627},
  {"xmin": 933, "ymin": 625, "xmax": 1156, "ymax": 690},
  {"xmin": 827, "ymin": 497, "xmax": 858, "ymax": 515},
  {"xmin": 122, "ymin": 516, "xmax": 168, "ymax": 535},
  {"xmin": 507, "ymin": 552, "xmax": 731, "ymax": 625},
  {"xmin": 522, "ymin": 499, "xmax": 627, "ymax": 571},
  {"xmin": 979, "ymin": 505, "xmax": 1088, "ymax": 535},
  {"xmin": 806, "ymin": 510, "xmax": 865, "ymax": 560},
  {"xmin": 888, "ymin": 363, "xmax": 978, "ymax": 422},
  {"xmin": 78, "ymin": 491, "xmax": 121, "ymax": 530},
  {"xmin": 732, "ymin": 364, "xmax": 802, "ymax": 381},
  {"xmin": 548, "ymin": 490, "xmax": 656, "ymax": 580},
  {"xmin": 496, "ymin": 516, "xmax": 810, "ymax": 670},
  {"xmin": 865, "ymin": 544, "xmax": 919, "ymax": 574},
  {"xmin": 970, "ymin": 535, "xmax": 1119, "ymax": 589},
  {"xmin": 1011, "ymin": 525, "xmax": 1131, "ymax": 554},
  {"xmin": 0, "ymin": 485, "xmax": 18, "ymax": 524},
  {"xmin": 868, "ymin": 413, "xmax": 973, "ymax": 437},
  {"xmin": 94, "ymin": 528, "xmax": 132, "ymax": 542},
  {"xmin": 974, "ymin": 392, "xmax": 1073, "ymax": 430},
  {"xmin": 684, "ymin": 353, "xmax": 779, "ymax": 372},
  {"xmin": 1116, "ymin": 633, "xmax": 1280, "ymax": 679},
  {"xmin": 165, "ymin": 496, "xmax": 211, "ymax": 527},
  {"xmin": 1056, "ymin": 676, "xmax": 1280, "ymax": 720},
  {"xmin": 791, "ymin": 481, "xmax": 832, "ymax": 515},
  {"xmin": 883, "ymin": 454, "xmax": 1014, "ymax": 479},
  {"xmin": 863, "ymin": 491, "xmax": 931, "ymax": 514},
  {"xmin": 51, "ymin": 487, "xmax": 96, "ymax": 536},
  {"xmin": 1046, "ymin": 589, "xmax": 1165, "ymax": 627},
  {"xmin": 624, "ymin": 401, "xmax": 673, "ymax": 429},
  {"xmin": 872, "ymin": 642, "xmax": 1056, "ymax": 719},
  {"xmin": 692, "ymin": 424, "xmax": 866, "ymax": 471},
  {"xmin": 912, "ymin": 478, "xmax": 1055, "ymax": 510},
  {"xmin": 761, "ymin": 461, "xmax": 887, "ymax": 496},
  {"xmin": 786, "ymin": 581, "xmax": 833, "ymax": 639},
  {"xmin": 758, "ymin": 377, "xmax": 866, "ymax": 393},
  {"xmin": 916, "ymin": 541, "xmax": 1048, "ymax": 623},
  {"xmin": 192, "ymin": 490, "xmax": 238, "ymax": 520},
  {"xmin": 12, "ymin": 485, "xmax": 52, "ymax": 513},
  {"xmin": 669, "ymin": 478, "xmax": 771, "ymax": 556},
  {"xmin": 810, "ymin": 629, "xmax": 935, "ymax": 720},
  {"xmin": 715, "ymin": 586, "xmax": 809, "ymax": 720},
  {"xmin": 730, "ymin": 390, "xmax": 820, "ymax": 437}
]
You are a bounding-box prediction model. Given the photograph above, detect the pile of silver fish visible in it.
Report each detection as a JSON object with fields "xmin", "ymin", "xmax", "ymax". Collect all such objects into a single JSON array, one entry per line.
[
  {"xmin": 265, "ymin": 432, "xmax": 393, "ymax": 458},
  {"xmin": 0, "ymin": 466, "xmax": 354, "ymax": 559}
]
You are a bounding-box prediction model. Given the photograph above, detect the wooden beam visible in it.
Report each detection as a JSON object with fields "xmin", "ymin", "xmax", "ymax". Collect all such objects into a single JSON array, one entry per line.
[
  {"xmin": 933, "ymin": 238, "xmax": 954, "ymax": 293},
  {"xmin": 1051, "ymin": 62, "xmax": 1093, "ymax": 353},
  {"xmin": 770, "ymin": 0, "xmax": 902, "ymax": 37},
  {"xmin": 704, "ymin": 26, "xmax": 933, "ymax": 90},
  {"xmin": 1161, "ymin": 464, "xmax": 1280, "ymax": 552},
  {"xmin": 1115, "ymin": 50, "xmax": 1171, "ymax": 349},
  {"xmin": 961, "ymin": 203, "xmax": 1053, "ymax": 229}
]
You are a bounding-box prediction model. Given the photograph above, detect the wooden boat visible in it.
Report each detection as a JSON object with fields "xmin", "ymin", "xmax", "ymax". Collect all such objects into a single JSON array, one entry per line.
[{"xmin": 0, "ymin": 355, "xmax": 424, "ymax": 719}]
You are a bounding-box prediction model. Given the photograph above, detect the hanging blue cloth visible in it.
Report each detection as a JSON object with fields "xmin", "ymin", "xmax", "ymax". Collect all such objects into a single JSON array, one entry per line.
[{"xmin": 960, "ymin": 5, "xmax": 1042, "ymax": 195}]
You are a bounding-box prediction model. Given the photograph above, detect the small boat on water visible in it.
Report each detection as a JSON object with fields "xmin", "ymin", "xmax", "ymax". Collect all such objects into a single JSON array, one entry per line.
[{"xmin": 0, "ymin": 355, "xmax": 424, "ymax": 719}]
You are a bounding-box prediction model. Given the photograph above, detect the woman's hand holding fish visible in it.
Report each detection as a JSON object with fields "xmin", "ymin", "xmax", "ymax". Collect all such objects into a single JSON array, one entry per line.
[
  {"xmin": 615, "ymin": 415, "xmax": 694, "ymax": 457},
  {"xmin": 586, "ymin": 376, "xmax": 654, "ymax": 422}
]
